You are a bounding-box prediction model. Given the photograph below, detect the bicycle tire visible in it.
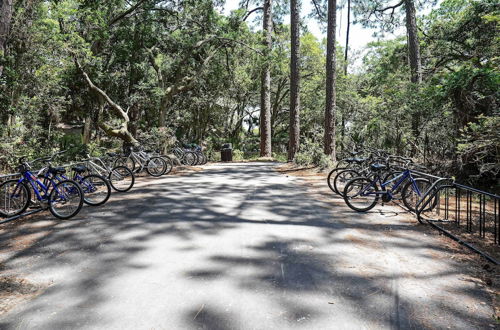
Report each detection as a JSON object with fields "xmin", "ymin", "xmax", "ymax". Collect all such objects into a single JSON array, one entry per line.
[
  {"xmin": 81, "ymin": 174, "xmax": 111, "ymax": 206},
  {"xmin": 184, "ymin": 152, "xmax": 196, "ymax": 166},
  {"xmin": 146, "ymin": 157, "xmax": 167, "ymax": 177},
  {"xmin": 109, "ymin": 166, "xmax": 135, "ymax": 192},
  {"xmin": 162, "ymin": 156, "xmax": 173, "ymax": 175},
  {"xmin": 0, "ymin": 180, "xmax": 30, "ymax": 217},
  {"xmin": 48, "ymin": 180, "xmax": 84, "ymax": 219},
  {"xmin": 200, "ymin": 153, "xmax": 208, "ymax": 165},
  {"xmin": 401, "ymin": 178, "xmax": 436, "ymax": 212},
  {"xmin": 334, "ymin": 169, "xmax": 360, "ymax": 197},
  {"xmin": 343, "ymin": 177, "xmax": 379, "ymax": 212},
  {"xmin": 327, "ymin": 167, "xmax": 348, "ymax": 193},
  {"xmin": 114, "ymin": 156, "xmax": 136, "ymax": 172}
]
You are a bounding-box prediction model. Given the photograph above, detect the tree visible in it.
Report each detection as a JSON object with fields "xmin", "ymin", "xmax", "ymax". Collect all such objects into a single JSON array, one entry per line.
[
  {"xmin": 260, "ymin": 0, "xmax": 272, "ymax": 157},
  {"xmin": 324, "ymin": 0, "xmax": 337, "ymax": 161},
  {"xmin": 0, "ymin": 0, "xmax": 13, "ymax": 78},
  {"xmin": 355, "ymin": 0, "xmax": 423, "ymax": 83},
  {"xmin": 404, "ymin": 0, "xmax": 422, "ymax": 84},
  {"xmin": 288, "ymin": 0, "xmax": 300, "ymax": 161}
]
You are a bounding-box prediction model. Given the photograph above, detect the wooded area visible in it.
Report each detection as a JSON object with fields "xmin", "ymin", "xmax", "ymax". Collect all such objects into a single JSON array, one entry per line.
[{"xmin": 0, "ymin": 0, "xmax": 498, "ymax": 189}]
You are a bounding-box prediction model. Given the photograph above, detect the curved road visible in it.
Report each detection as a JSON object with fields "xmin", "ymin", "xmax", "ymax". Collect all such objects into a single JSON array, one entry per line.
[{"xmin": 0, "ymin": 162, "xmax": 494, "ymax": 329}]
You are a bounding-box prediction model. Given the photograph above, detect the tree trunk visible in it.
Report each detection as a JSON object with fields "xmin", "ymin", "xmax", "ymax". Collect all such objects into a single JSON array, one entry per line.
[
  {"xmin": 260, "ymin": 0, "xmax": 272, "ymax": 157},
  {"xmin": 344, "ymin": 0, "xmax": 350, "ymax": 76},
  {"xmin": 0, "ymin": 0, "xmax": 13, "ymax": 78},
  {"xmin": 404, "ymin": 0, "xmax": 421, "ymax": 84},
  {"xmin": 83, "ymin": 115, "xmax": 92, "ymax": 144},
  {"xmin": 405, "ymin": 0, "xmax": 422, "ymax": 154},
  {"xmin": 324, "ymin": 0, "xmax": 337, "ymax": 162},
  {"xmin": 288, "ymin": 0, "xmax": 300, "ymax": 161}
]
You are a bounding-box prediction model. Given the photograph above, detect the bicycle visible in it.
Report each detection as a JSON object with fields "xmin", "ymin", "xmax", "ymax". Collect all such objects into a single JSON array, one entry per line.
[
  {"xmin": 114, "ymin": 146, "xmax": 167, "ymax": 177},
  {"xmin": 0, "ymin": 157, "xmax": 84, "ymax": 219},
  {"xmin": 172, "ymin": 145, "xmax": 197, "ymax": 166},
  {"xmin": 342, "ymin": 162, "xmax": 436, "ymax": 213},
  {"xmin": 82, "ymin": 152, "xmax": 135, "ymax": 192},
  {"xmin": 333, "ymin": 155, "xmax": 409, "ymax": 197}
]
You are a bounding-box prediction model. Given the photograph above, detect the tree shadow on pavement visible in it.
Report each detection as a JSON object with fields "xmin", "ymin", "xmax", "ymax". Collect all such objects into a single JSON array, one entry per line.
[{"xmin": 0, "ymin": 162, "xmax": 495, "ymax": 329}]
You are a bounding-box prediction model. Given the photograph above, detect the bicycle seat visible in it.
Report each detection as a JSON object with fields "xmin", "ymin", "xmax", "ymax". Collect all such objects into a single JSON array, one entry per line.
[
  {"xmin": 370, "ymin": 163, "xmax": 387, "ymax": 171},
  {"xmin": 72, "ymin": 166, "xmax": 87, "ymax": 173},
  {"xmin": 107, "ymin": 152, "xmax": 119, "ymax": 157},
  {"xmin": 49, "ymin": 167, "xmax": 66, "ymax": 174},
  {"xmin": 354, "ymin": 158, "xmax": 367, "ymax": 164}
]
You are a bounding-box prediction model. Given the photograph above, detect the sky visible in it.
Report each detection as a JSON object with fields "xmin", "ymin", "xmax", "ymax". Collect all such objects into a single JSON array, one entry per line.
[
  {"xmin": 222, "ymin": 1, "xmax": 439, "ymax": 70},
  {"xmin": 222, "ymin": 0, "xmax": 404, "ymax": 55}
]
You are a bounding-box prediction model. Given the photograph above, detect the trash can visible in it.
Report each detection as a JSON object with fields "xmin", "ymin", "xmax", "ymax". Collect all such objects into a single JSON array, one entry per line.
[{"xmin": 221, "ymin": 143, "xmax": 233, "ymax": 162}]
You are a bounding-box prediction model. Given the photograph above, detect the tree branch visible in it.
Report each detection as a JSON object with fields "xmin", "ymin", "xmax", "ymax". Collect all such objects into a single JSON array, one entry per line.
[
  {"xmin": 108, "ymin": 0, "xmax": 148, "ymax": 26},
  {"xmin": 243, "ymin": 7, "xmax": 263, "ymax": 21}
]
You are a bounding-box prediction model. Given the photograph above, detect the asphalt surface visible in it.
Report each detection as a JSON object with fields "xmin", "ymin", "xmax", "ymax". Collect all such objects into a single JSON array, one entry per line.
[{"xmin": 0, "ymin": 162, "xmax": 495, "ymax": 329}]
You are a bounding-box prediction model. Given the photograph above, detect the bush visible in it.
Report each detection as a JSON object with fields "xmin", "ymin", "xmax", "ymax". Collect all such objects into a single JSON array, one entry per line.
[
  {"xmin": 233, "ymin": 149, "xmax": 244, "ymax": 161},
  {"xmin": 294, "ymin": 137, "xmax": 334, "ymax": 169}
]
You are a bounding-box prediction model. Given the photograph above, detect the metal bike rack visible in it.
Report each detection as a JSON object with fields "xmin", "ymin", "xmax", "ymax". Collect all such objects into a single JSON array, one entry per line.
[
  {"xmin": 416, "ymin": 178, "xmax": 500, "ymax": 265},
  {"xmin": 0, "ymin": 208, "xmax": 44, "ymax": 225}
]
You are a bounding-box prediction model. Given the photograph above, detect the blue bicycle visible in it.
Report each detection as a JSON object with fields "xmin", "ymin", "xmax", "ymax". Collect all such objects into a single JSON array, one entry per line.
[
  {"xmin": 0, "ymin": 157, "xmax": 84, "ymax": 219},
  {"xmin": 343, "ymin": 162, "xmax": 436, "ymax": 212}
]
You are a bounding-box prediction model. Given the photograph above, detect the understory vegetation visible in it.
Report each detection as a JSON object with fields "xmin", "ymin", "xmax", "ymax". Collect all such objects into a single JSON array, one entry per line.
[{"xmin": 0, "ymin": 0, "xmax": 498, "ymax": 190}]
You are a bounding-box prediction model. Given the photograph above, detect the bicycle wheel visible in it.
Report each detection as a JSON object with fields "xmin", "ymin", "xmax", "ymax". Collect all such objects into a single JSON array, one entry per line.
[
  {"xmin": 109, "ymin": 166, "xmax": 135, "ymax": 192},
  {"xmin": 183, "ymin": 152, "xmax": 196, "ymax": 166},
  {"xmin": 401, "ymin": 178, "xmax": 435, "ymax": 212},
  {"xmin": 114, "ymin": 156, "xmax": 136, "ymax": 172},
  {"xmin": 160, "ymin": 156, "xmax": 173, "ymax": 175},
  {"xmin": 0, "ymin": 180, "xmax": 30, "ymax": 217},
  {"xmin": 200, "ymin": 153, "xmax": 208, "ymax": 165},
  {"xmin": 334, "ymin": 169, "xmax": 359, "ymax": 197},
  {"xmin": 80, "ymin": 174, "xmax": 111, "ymax": 206},
  {"xmin": 343, "ymin": 177, "xmax": 379, "ymax": 212},
  {"xmin": 327, "ymin": 167, "xmax": 348, "ymax": 193},
  {"xmin": 48, "ymin": 180, "xmax": 84, "ymax": 219},
  {"xmin": 146, "ymin": 157, "xmax": 167, "ymax": 177}
]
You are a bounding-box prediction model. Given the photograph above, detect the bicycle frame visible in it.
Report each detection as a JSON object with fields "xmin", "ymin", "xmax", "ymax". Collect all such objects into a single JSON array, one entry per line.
[
  {"xmin": 15, "ymin": 170, "xmax": 60, "ymax": 201},
  {"xmin": 360, "ymin": 169, "xmax": 422, "ymax": 197},
  {"xmin": 85, "ymin": 158, "xmax": 112, "ymax": 176}
]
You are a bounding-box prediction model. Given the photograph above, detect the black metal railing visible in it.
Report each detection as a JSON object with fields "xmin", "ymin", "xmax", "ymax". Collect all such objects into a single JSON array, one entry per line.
[{"xmin": 416, "ymin": 179, "xmax": 500, "ymax": 264}]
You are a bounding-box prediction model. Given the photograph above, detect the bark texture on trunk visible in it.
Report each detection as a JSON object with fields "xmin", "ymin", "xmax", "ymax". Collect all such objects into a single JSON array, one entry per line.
[
  {"xmin": 83, "ymin": 115, "xmax": 92, "ymax": 144},
  {"xmin": 288, "ymin": 0, "xmax": 300, "ymax": 161},
  {"xmin": 260, "ymin": 0, "xmax": 272, "ymax": 157},
  {"xmin": 324, "ymin": 0, "xmax": 337, "ymax": 162},
  {"xmin": 404, "ymin": 0, "xmax": 422, "ymax": 84},
  {"xmin": 0, "ymin": 0, "xmax": 13, "ymax": 78},
  {"xmin": 405, "ymin": 0, "xmax": 422, "ymax": 154},
  {"xmin": 344, "ymin": 0, "xmax": 350, "ymax": 75}
]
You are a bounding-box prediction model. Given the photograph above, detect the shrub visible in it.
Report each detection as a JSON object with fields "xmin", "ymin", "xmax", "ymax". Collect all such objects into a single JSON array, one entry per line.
[{"xmin": 233, "ymin": 149, "xmax": 244, "ymax": 161}]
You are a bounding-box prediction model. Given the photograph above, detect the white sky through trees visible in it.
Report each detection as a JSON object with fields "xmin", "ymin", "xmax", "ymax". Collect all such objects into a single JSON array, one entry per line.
[{"xmin": 222, "ymin": 0, "xmax": 440, "ymax": 70}]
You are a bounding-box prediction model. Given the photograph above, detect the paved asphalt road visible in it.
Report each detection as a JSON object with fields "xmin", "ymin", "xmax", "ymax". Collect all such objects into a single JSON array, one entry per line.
[{"xmin": 0, "ymin": 162, "xmax": 495, "ymax": 329}]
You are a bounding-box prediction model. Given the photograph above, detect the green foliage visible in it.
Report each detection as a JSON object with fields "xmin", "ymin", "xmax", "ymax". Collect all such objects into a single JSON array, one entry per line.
[
  {"xmin": 0, "ymin": 0, "xmax": 497, "ymax": 190},
  {"xmin": 232, "ymin": 149, "xmax": 244, "ymax": 161},
  {"xmin": 457, "ymin": 114, "xmax": 500, "ymax": 185}
]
